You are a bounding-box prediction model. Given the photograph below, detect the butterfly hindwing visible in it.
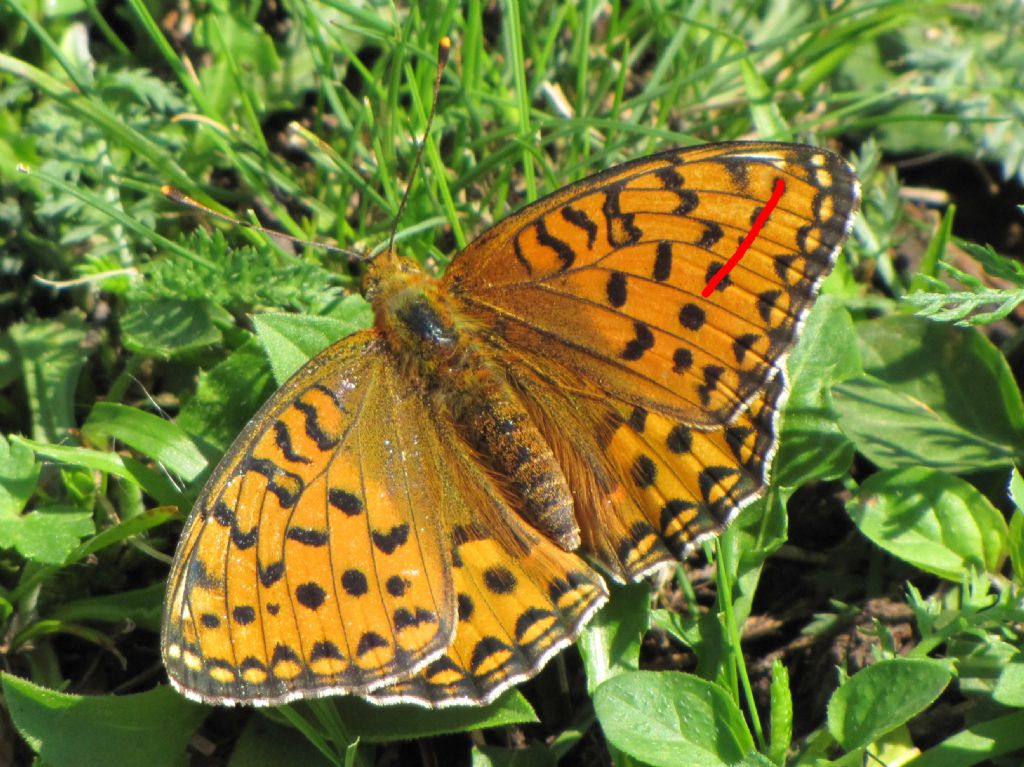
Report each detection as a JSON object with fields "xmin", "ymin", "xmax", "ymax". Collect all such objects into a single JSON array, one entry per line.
[
  {"xmin": 370, "ymin": 419, "xmax": 608, "ymax": 707},
  {"xmin": 162, "ymin": 331, "xmax": 457, "ymax": 705}
]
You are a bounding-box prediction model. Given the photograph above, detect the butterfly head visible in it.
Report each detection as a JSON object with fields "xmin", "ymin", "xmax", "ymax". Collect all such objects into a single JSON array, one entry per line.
[
  {"xmin": 362, "ymin": 248, "xmax": 424, "ymax": 299},
  {"xmin": 363, "ymin": 249, "xmax": 459, "ymax": 360}
]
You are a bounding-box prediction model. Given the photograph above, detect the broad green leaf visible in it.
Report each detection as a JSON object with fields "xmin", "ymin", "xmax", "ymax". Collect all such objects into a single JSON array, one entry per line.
[
  {"xmin": 847, "ymin": 467, "xmax": 1009, "ymax": 580},
  {"xmin": 593, "ymin": 671, "xmax": 755, "ymax": 767},
  {"xmin": 9, "ymin": 311, "xmax": 89, "ymax": 442},
  {"xmin": 0, "ymin": 504, "xmax": 94, "ymax": 564},
  {"xmin": 319, "ymin": 689, "xmax": 536, "ymax": 741},
  {"xmin": 993, "ymin": 652, "xmax": 1024, "ymax": 708},
  {"xmin": 651, "ymin": 608, "xmax": 726, "ymax": 683},
  {"xmin": 176, "ymin": 336, "xmax": 276, "ymax": 453},
  {"xmin": 735, "ymin": 754, "xmax": 777, "ymax": 767},
  {"xmin": 82, "ymin": 402, "xmax": 207, "ymax": 482},
  {"xmin": 834, "ymin": 375, "xmax": 1018, "ymax": 472},
  {"xmin": 120, "ymin": 298, "xmax": 224, "ymax": 358},
  {"xmin": 578, "ymin": 581, "xmax": 649, "ymax": 693},
  {"xmin": 2, "ymin": 674, "xmax": 207, "ymax": 767},
  {"xmin": 228, "ymin": 716, "xmax": 336, "ymax": 767},
  {"xmin": 951, "ymin": 634, "xmax": 1020, "ymax": 699},
  {"xmin": 776, "ymin": 296, "xmax": 861, "ymax": 486},
  {"xmin": 0, "ymin": 435, "xmax": 40, "ymax": 515},
  {"xmin": 253, "ymin": 301, "xmax": 371, "ymax": 386},
  {"xmin": 827, "ymin": 658, "xmax": 952, "ymax": 751},
  {"xmin": 6, "ymin": 507, "xmax": 177, "ymax": 605},
  {"xmin": 834, "ymin": 316, "xmax": 1024, "ymax": 471}
]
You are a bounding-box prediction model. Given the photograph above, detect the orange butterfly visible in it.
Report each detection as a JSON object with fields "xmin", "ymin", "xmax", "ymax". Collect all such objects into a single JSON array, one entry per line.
[{"xmin": 162, "ymin": 141, "xmax": 859, "ymax": 707}]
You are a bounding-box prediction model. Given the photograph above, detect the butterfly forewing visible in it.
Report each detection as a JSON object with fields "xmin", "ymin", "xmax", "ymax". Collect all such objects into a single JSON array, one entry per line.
[
  {"xmin": 444, "ymin": 141, "xmax": 858, "ymax": 579},
  {"xmin": 445, "ymin": 142, "xmax": 859, "ymax": 426},
  {"xmin": 163, "ymin": 331, "xmax": 456, "ymax": 705}
]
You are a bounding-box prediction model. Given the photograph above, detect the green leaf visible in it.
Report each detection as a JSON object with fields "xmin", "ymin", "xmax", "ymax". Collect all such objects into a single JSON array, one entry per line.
[
  {"xmin": 68, "ymin": 505, "xmax": 178, "ymax": 565},
  {"xmin": 847, "ymin": 467, "xmax": 1009, "ymax": 580},
  {"xmin": 50, "ymin": 582, "xmax": 165, "ymax": 633},
  {"xmin": 1010, "ymin": 468, "xmax": 1024, "ymax": 584},
  {"xmin": 253, "ymin": 302, "xmax": 371, "ymax": 386},
  {"xmin": 593, "ymin": 671, "xmax": 755, "ymax": 767},
  {"xmin": 578, "ymin": 581, "xmax": 649, "ymax": 693},
  {"xmin": 993, "ymin": 652, "xmax": 1024, "ymax": 708},
  {"xmin": 15, "ymin": 437, "xmax": 182, "ymax": 507},
  {"xmin": 0, "ymin": 503, "xmax": 94, "ymax": 564},
  {"xmin": 905, "ymin": 710, "xmax": 1024, "ymax": 766},
  {"xmin": 320, "ymin": 689, "xmax": 536, "ymax": 741},
  {"xmin": 740, "ymin": 57, "xmax": 789, "ymax": 139},
  {"xmin": 834, "ymin": 316, "xmax": 1024, "ymax": 472},
  {"xmin": 826, "ymin": 658, "xmax": 952, "ymax": 751},
  {"xmin": 82, "ymin": 402, "xmax": 208, "ymax": 482},
  {"xmin": 120, "ymin": 298, "xmax": 224, "ymax": 358},
  {"xmin": 227, "ymin": 716, "xmax": 337, "ymax": 767},
  {"xmin": 2, "ymin": 674, "xmax": 207, "ymax": 767},
  {"xmin": 650, "ymin": 607, "xmax": 727, "ymax": 683},
  {"xmin": 0, "ymin": 435, "xmax": 41, "ymax": 515},
  {"xmin": 6, "ymin": 506, "xmax": 177, "ymax": 605},
  {"xmin": 176, "ymin": 336, "xmax": 276, "ymax": 453},
  {"xmin": 950, "ymin": 634, "xmax": 1019, "ymax": 699},
  {"xmin": 768, "ymin": 659, "xmax": 793, "ymax": 766},
  {"xmin": 9, "ymin": 311, "xmax": 89, "ymax": 442},
  {"xmin": 472, "ymin": 743, "xmax": 557, "ymax": 767},
  {"xmin": 776, "ymin": 296, "xmax": 861, "ymax": 486}
]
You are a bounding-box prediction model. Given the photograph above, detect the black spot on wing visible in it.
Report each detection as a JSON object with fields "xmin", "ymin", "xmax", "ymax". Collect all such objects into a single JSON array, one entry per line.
[
  {"xmin": 274, "ymin": 420, "xmax": 312, "ymax": 465},
  {"xmin": 310, "ymin": 640, "xmax": 344, "ymax": 661},
  {"xmin": 679, "ymin": 303, "xmax": 706, "ymax": 331},
  {"xmin": 295, "ymin": 582, "xmax": 327, "ymax": 610},
  {"xmin": 536, "ymin": 218, "xmax": 576, "ymax": 272},
  {"xmin": 328, "ymin": 488, "xmax": 363, "ymax": 516},
  {"xmin": 561, "ymin": 204, "xmax": 598, "ymax": 249},
  {"xmin": 606, "ymin": 271, "xmax": 628, "ymax": 308},
  {"xmin": 286, "ymin": 526, "xmax": 328, "ymax": 547},
  {"xmin": 341, "ymin": 569, "xmax": 368, "ymax": 596},
  {"xmin": 654, "ymin": 241, "xmax": 672, "ymax": 281},
  {"xmin": 258, "ymin": 561, "xmax": 284, "ymax": 587},
  {"xmin": 357, "ymin": 632, "xmax": 389, "ymax": 656},
  {"xmin": 621, "ymin": 322, "xmax": 654, "ymax": 361},
  {"xmin": 372, "ymin": 523, "xmax": 410, "ymax": 555}
]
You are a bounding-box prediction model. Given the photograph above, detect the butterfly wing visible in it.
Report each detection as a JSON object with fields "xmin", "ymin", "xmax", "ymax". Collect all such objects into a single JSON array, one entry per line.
[
  {"xmin": 444, "ymin": 142, "xmax": 858, "ymax": 577},
  {"xmin": 369, "ymin": 417, "xmax": 608, "ymax": 707},
  {"xmin": 444, "ymin": 141, "xmax": 859, "ymax": 426},
  {"xmin": 162, "ymin": 331, "xmax": 457, "ymax": 705}
]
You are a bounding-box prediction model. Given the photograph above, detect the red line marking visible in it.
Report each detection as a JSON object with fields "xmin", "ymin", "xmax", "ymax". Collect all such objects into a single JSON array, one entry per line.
[{"xmin": 701, "ymin": 177, "xmax": 786, "ymax": 298}]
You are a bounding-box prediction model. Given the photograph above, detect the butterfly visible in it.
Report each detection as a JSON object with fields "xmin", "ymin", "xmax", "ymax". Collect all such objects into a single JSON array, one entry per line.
[{"xmin": 162, "ymin": 141, "xmax": 859, "ymax": 708}]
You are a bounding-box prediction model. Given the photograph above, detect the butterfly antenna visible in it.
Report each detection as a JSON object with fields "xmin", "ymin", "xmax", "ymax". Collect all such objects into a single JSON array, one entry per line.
[
  {"xmin": 386, "ymin": 35, "xmax": 451, "ymax": 257},
  {"xmin": 161, "ymin": 186, "xmax": 362, "ymax": 259}
]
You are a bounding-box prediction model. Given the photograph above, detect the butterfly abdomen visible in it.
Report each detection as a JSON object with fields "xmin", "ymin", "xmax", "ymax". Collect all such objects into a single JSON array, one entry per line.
[{"xmin": 447, "ymin": 368, "xmax": 581, "ymax": 551}]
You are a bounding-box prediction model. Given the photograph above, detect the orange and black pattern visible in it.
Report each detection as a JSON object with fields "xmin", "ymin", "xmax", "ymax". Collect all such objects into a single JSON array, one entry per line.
[{"xmin": 163, "ymin": 141, "xmax": 859, "ymax": 707}]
